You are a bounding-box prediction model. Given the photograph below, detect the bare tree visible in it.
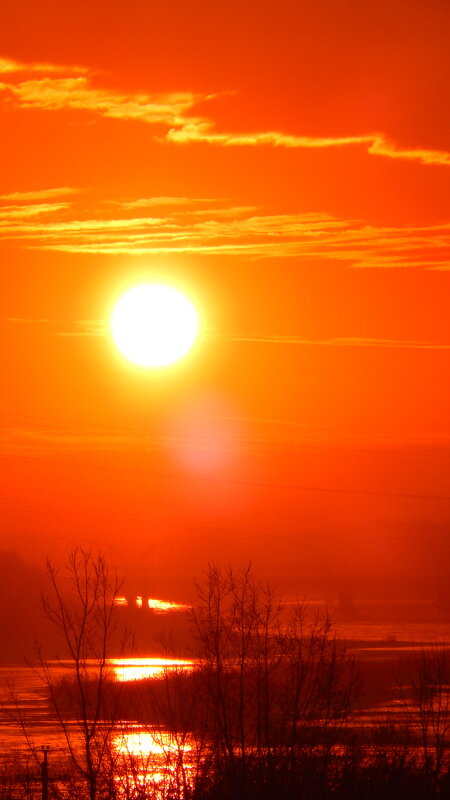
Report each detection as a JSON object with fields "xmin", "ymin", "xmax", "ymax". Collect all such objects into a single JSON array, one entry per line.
[
  {"xmin": 190, "ymin": 564, "xmax": 358, "ymax": 797},
  {"xmin": 37, "ymin": 547, "xmax": 124, "ymax": 800},
  {"xmin": 402, "ymin": 643, "xmax": 450, "ymax": 782}
]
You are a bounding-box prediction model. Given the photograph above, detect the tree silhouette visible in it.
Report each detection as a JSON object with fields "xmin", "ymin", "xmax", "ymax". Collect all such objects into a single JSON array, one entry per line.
[{"xmin": 38, "ymin": 547, "xmax": 124, "ymax": 800}]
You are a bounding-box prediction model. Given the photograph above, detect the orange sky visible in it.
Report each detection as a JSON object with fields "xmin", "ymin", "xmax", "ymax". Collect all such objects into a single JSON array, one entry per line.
[{"xmin": 0, "ymin": 0, "xmax": 449, "ymax": 599}]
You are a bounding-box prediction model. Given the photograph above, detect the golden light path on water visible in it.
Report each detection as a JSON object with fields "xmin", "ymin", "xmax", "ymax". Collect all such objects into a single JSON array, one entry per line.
[
  {"xmin": 112, "ymin": 727, "xmax": 196, "ymax": 795},
  {"xmin": 114, "ymin": 596, "xmax": 190, "ymax": 612},
  {"xmin": 109, "ymin": 657, "xmax": 196, "ymax": 785},
  {"xmin": 110, "ymin": 657, "xmax": 193, "ymax": 682},
  {"xmin": 113, "ymin": 728, "xmax": 193, "ymax": 757}
]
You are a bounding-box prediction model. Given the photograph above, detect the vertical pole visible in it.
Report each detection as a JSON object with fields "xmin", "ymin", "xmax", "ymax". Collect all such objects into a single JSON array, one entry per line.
[{"xmin": 41, "ymin": 746, "xmax": 49, "ymax": 800}]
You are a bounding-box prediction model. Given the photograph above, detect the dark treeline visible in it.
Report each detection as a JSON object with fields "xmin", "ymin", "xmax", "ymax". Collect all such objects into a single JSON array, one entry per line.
[{"xmin": 2, "ymin": 550, "xmax": 450, "ymax": 800}]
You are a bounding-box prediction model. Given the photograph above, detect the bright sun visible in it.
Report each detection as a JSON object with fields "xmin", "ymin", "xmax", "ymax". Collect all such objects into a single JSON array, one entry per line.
[{"xmin": 111, "ymin": 284, "xmax": 199, "ymax": 367}]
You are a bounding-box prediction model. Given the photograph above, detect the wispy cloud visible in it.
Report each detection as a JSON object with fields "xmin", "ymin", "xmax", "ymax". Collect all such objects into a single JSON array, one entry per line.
[
  {"xmin": 213, "ymin": 334, "xmax": 450, "ymax": 350},
  {"xmin": 113, "ymin": 197, "xmax": 218, "ymax": 209},
  {"xmin": 0, "ymin": 193, "xmax": 448, "ymax": 270},
  {"xmin": 367, "ymin": 137, "xmax": 450, "ymax": 167},
  {"xmin": 3, "ymin": 422, "xmax": 450, "ymax": 460},
  {"xmin": 0, "ymin": 187, "xmax": 79, "ymax": 223},
  {"xmin": 0, "ymin": 57, "xmax": 448, "ymax": 167},
  {"xmin": 6, "ymin": 318, "xmax": 450, "ymax": 352},
  {"xmin": 0, "ymin": 203, "xmax": 70, "ymax": 219},
  {"xmin": 0, "ymin": 187, "xmax": 80, "ymax": 202},
  {"xmin": 59, "ymin": 320, "xmax": 107, "ymax": 337},
  {"xmin": 0, "ymin": 73, "xmax": 212, "ymax": 129},
  {"xmin": 7, "ymin": 318, "xmax": 107, "ymax": 336},
  {"xmin": 167, "ymin": 125, "xmax": 450, "ymax": 167},
  {"xmin": 0, "ymin": 427, "xmax": 163, "ymax": 453},
  {"xmin": 0, "ymin": 57, "xmax": 88, "ymax": 75}
]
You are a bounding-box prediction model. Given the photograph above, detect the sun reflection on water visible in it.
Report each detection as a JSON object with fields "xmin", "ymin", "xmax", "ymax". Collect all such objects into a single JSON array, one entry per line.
[
  {"xmin": 114, "ymin": 729, "xmax": 193, "ymax": 757},
  {"xmin": 110, "ymin": 657, "xmax": 193, "ymax": 682},
  {"xmin": 147, "ymin": 598, "xmax": 189, "ymax": 612},
  {"xmin": 112, "ymin": 726, "xmax": 196, "ymax": 797}
]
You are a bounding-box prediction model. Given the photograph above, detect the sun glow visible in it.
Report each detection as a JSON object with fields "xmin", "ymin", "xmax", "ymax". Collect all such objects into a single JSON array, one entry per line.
[
  {"xmin": 114, "ymin": 729, "xmax": 193, "ymax": 757},
  {"xmin": 110, "ymin": 658, "xmax": 193, "ymax": 682},
  {"xmin": 111, "ymin": 284, "xmax": 199, "ymax": 367}
]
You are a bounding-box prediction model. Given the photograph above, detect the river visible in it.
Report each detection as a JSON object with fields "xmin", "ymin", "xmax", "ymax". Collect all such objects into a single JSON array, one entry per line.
[{"xmin": 2, "ymin": 624, "xmax": 450, "ymax": 767}]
